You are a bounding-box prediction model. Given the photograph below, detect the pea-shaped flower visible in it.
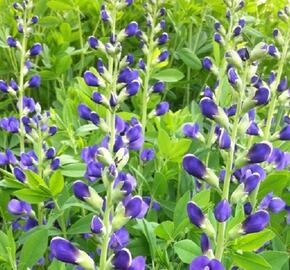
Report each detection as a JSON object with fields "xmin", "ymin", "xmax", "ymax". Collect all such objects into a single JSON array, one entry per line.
[
  {"xmin": 183, "ymin": 154, "xmax": 219, "ymax": 188},
  {"xmin": 7, "ymin": 199, "xmax": 32, "ymax": 216},
  {"xmin": 90, "ymin": 215, "xmax": 104, "ymax": 234},
  {"xmin": 50, "ymin": 237, "xmax": 95, "ymax": 270},
  {"xmin": 112, "ymin": 249, "xmax": 132, "ymax": 269},
  {"xmin": 189, "ymin": 256, "xmax": 224, "ymax": 270},
  {"xmin": 214, "ymin": 199, "xmax": 232, "ymax": 222}
]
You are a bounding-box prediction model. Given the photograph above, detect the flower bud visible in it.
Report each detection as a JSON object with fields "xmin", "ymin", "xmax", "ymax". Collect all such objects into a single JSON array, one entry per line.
[
  {"xmin": 27, "ymin": 75, "xmax": 41, "ymax": 88},
  {"xmin": 97, "ymin": 147, "xmax": 114, "ymax": 165},
  {"xmin": 214, "ymin": 199, "xmax": 232, "ymax": 222},
  {"xmin": 157, "ymin": 50, "xmax": 169, "ymax": 62},
  {"xmin": 218, "ymin": 128, "xmax": 231, "ymax": 150},
  {"xmin": 250, "ymin": 42, "xmax": 268, "ymax": 62},
  {"xmin": 50, "ymin": 237, "xmax": 95, "ymax": 270},
  {"xmin": 189, "ymin": 256, "xmax": 224, "ymax": 270},
  {"xmin": 140, "ymin": 148, "xmax": 155, "ymax": 162},
  {"xmin": 268, "ymin": 44, "xmax": 280, "ymax": 58},
  {"xmin": 8, "ymin": 199, "xmax": 32, "ymax": 215},
  {"xmin": 228, "ymin": 67, "xmax": 242, "ymax": 91},
  {"xmin": 242, "ymin": 210, "xmax": 269, "ymax": 234},
  {"xmin": 154, "ymin": 101, "xmax": 169, "ymax": 116},
  {"xmin": 277, "ymin": 76, "xmax": 288, "ymax": 92},
  {"xmin": 78, "ymin": 104, "xmax": 91, "ymax": 121},
  {"xmin": 273, "ymin": 28, "xmax": 284, "ymax": 46},
  {"xmin": 112, "ymin": 249, "xmax": 132, "ymax": 270},
  {"xmin": 202, "ymin": 57, "xmax": 218, "ymax": 75},
  {"xmin": 268, "ymin": 197, "xmax": 286, "ymax": 213},
  {"xmin": 152, "ymin": 81, "xmax": 165, "ymax": 93},
  {"xmin": 90, "ymin": 215, "xmax": 104, "ymax": 234},
  {"xmin": 0, "ymin": 80, "xmax": 8, "ymax": 93},
  {"xmin": 225, "ymin": 50, "xmax": 243, "ymax": 69},
  {"xmin": 183, "ymin": 154, "xmax": 219, "ymax": 188},
  {"xmin": 278, "ymin": 125, "xmax": 290, "ymax": 140},
  {"xmin": 7, "ymin": 36, "xmax": 18, "ymax": 48},
  {"xmin": 29, "ymin": 43, "xmax": 42, "ymax": 56},
  {"xmin": 72, "ymin": 180, "xmax": 103, "ymax": 211},
  {"xmin": 13, "ymin": 167, "xmax": 26, "ymax": 182}
]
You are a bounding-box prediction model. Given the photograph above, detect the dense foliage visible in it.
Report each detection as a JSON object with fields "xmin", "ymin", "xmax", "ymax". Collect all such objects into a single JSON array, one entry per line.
[{"xmin": 0, "ymin": 0, "xmax": 289, "ymax": 269}]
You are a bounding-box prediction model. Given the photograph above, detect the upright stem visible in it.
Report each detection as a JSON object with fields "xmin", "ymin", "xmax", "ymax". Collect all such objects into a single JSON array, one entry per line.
[
  {"xmin": 77, "ymin": 6, "xmax": 85, "ymax": 76},
  {"xmin": 250, "ymin": 24, "xmax": 290, "ymax": 209},
  {"xmin": 205, "ymin": 12, "xmax": 234, "ymax": 165},
  {"xmin": 18, "ymin": 10, "xmax": 28, "ymax": 153},
  {"xmin": 99, "ymin": 6, "xmax": 117, "ymax": 269},
  {"xmin": 215, "ymin": 65, "xmax": 248, "ymax": 260},
  {"xmin": 141, "ymin": 6, "xmax": 157, "ymax": 135},
  {"xmin": 185, "ymin": 21, "xmax": 193, "ymax": 106}
]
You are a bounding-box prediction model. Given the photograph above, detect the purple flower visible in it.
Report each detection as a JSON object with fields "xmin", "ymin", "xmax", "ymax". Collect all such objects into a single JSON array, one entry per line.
[
  {"xmin": 0, "ymin": 117, "xmax": 19, "ymax": 133},
  {"xmin": 242, "ymin": 210, "xmax": 269, "ymax": 234},
  {"xmin": 253, "ymin": 87, "xmax": 270, "ymax": 105},
  {"xmin": 29, "ymin": 43, "xmax": 42, "ymax": 56},
  {"xmin": 140, "ymin": 148, "xmax": 155, "ymax": 162},
  {"xmin": 202, "ymin": 57, "xmax": 213, "ymax": 70},
  {"xmin": 214, "ymin": 199, "xmax": 232, "ymax": 222},
  {"xmin": 268, "ymin": 197, "xmax": 286, "ymax": 213},
  {"xmin": 101, "ymin": 5, "xmax": 110, "ymax": 22},
  {"xmin": 125, "ymin": 22, "xmax": 139, "ymax": 37},
  {"xmin": 277, "ymin": 76, "xmax": 288, "ymax": 92},
  {"xmin": 155, "ymin": 102, "xmax": 169, "ymax": 116},
  {"xmin": 279, "ymin": 125, "xmax": 290, "ymax": 140},
  {"xmin": 238, "ymin": 18, "xmax": 246, "ymax": 28},
  {"xmin": 0, "ymin": 80, "xmax": 8, "ymax": 92},
  {"xmin": 118, "ymin": 68, "xmax": 139, "ymax": 84},
  {"xmin": 247, "ymin": 142, "xmax": 272, "ymax": 163},
  {"xmin": 84, "ymin": 71, "xmax": 100, "ymax": 87},
  {"xmin": 46, "ymin": 147, "xmax": 56, "ymax": 159},
  {"xmin": 91, "ymin": 215, "xmax": 104, "ymax": 234},
  {"xmin": 228, "ymin": 67, "xmax": 241, "ymax": 88},
  {"xmin": 244, "ymin": 202, "xmax": 252, "ymax": 215},
  {"xmin": 268, "ymin": 44, "xmax": 279, "ymax": 57},
  {"xmin": 187, "ymin": 202, "xmax": 205, "ymax": 228},
  {"xmin": 78, "ymin": 104, "xmax": 92, "ymax": 121},
  {"xmin": 158, "ymin": 50, "xmax": 169, "ymax": 62},
  {"xmin": 85, "ymin": 161, "xmax": 103, "ymax": 182},
  {"xmin": 190, "ymin": 256, "xmax": 224, "ymax": 270},
  {"xmin": 30, "ymin": 16, "xmax": 39, "ymax": 24},
  {"xmin": 246, "ymin": 122, "xmax": 260, "ymax": 136},
  {"xmin": 218, "ymin": 128, "xmax": 231, "ymax": 149},
  {"xmin": 112, "ymin": 249, "xmax": 132, "ymax": 269},
  {"xmin": 152, "ymin": 81, "xmax": 165, "ymax": 93},
  {"xmin": 200, "ymin": 97, "xmax": 218, "ymax": 120},
  {"xmin": 109, "ymin": 227, "xmax": 129, "ymax": 251},
  {"xmin": 244, "ymin": 173, "xmax": 260, "ymax": 193},
  {"xmin": 126, "ymin": 124, "xmax": 144, "ymax": 150},
  {"xmin": 7, "ymin": 199, "xmax": 32, "ymax": 215},
  {"xmin": 88, "ymin": 36, "xmax": 99, "ymax": 49},
  {"xmin": 7, "ymin": 36, "xmax": 17, "ymax": 48},
  {"xmin": 126, "ymin": 80, "xmax": 140, "ymax": 96},
  {"xmin": 200, "ymin": 233, "xmax": 211, "ymax": 254},
  {"xmin": 128, "ymin": 256, "xmax": 146, "ymax": 270},
  {"xmin": 10, "ymin": 79, "xmax": 19, "ymax": 91},
  {"xmin": 267, "ymin": 148, "xmax": 290, "ymax": 170},
  {"xmin": 114, "ymin": 172, "xmax": 137, "ymax": 195},
  {"xmin": 183, "ymin": 123, "xmax": 200, "ymax": 139},
  {"xmin": 157, "ymin": 32, "xmax": 168, "ymax": 45},
  {"xmin": 50, "ymin": 237, "xmax": 95, "ymax": 269},
  {"xmin": 28, "ymin": 75, "xmax": 41, "ymax": 88},
  {"xmin": 51, "ymin": 158, "xmax": 60, "ymax": 170},
  {"xmin": 22, "ymin": 96, "xmax": 36, "ymax": 113},
  {"xmin": 183, "ymin": 154, "xmax": 206, "ymax": 179},
  {"xmin": 125, "ymin": 196, "xmax": 143, "ymax": 218},
  {"xmin": 237, "ymin": 47, "xmax": 249, "ymax": 61},
  {"xmin": 13, "ymin": 167, "xmax": 26, "ymax": 182},
  {"xmin": 233, "ymin": 26, "xmax": 242, "ymax": 37}
]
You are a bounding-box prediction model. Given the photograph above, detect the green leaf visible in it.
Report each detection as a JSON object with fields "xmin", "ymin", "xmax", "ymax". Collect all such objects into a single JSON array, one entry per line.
[
  {"xmin": 67, "ymin": 213, "xmax": 94, "ymax": 234},
  {"xmin": 233, "ymin": 229, "xmax": 275, "ymax": 251},
  {"xmin": 174, "ymin": 239, "xmax": 201, "ymax": 263},
  {"xmin": 152, "ymin": 68, "xmax": 184, "ymax": 82},
  {"xmin": 47, "ymin": 1, "xmax": 73, "ymax": 11},
  {"xmin": 18, "ymin": 228, "xmax": 48, "ymax": 270},
  {"xmin": 14, "ymin": 189, "xmax": 50, "ymax": 204},
  {"xmin": 173, "ymin": 191, "xmax": 190, "ymax": 235},
  {"xmin": 158, "ymin": 129, "xmax": 171, "ymax": 157},
  {"xmin": 260, "ymin": 251, "xmax": 289, "ymax": 270},
  {"xmin": 49, "ymin": 170, "xmax": 64, "ymax": 196},
  {"xmin": 155, "ymin": 221, "xmax": 174, "ymax": 241},
  {"xmin": 232, "ymin": 252, "xmax": 271, "ymax": 270},
  {"xmin": 61, "ymin": 163, "xmax": 86, "ymax": 177},
  {"xmin": 25, "ymin": 170, "xmax": 47, "ymax": 189},
  {"xmin": 177, "ymin": 48, "xmax": 202, "ymax": 70}
]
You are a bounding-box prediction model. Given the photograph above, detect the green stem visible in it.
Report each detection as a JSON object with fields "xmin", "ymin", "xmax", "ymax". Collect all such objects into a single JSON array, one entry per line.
[
  {"xmin": 18, "ymin": 10, "xmax": 28, "ymax": 153},
  {"xmin": 54, "ymin": 200, "xmax": 67, "ymax": 238},
  {"xmin": 77, "ymin": 6, "xmax": 84, "ymax": 76},
  {"xmin": 185, "ymin": 21, "xmax": 193, "ymax": 106},
  {"xmin": 215, "ymin": 64, "xmax": 248, "ymax": 260},
  {"xmin": 99, "ymin": 185, "xmax": 112, "ymax": 270},
  {"xmin": 205, "ymin": 11, "xmax": 234, "ymax": 166},
  {"xmin": 250, "ymin": 24, "xmax": 290, "ymax": 209},
  {"xmin": 141, "ymin": 5, "xmax": 158, "ymax": 135}
]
